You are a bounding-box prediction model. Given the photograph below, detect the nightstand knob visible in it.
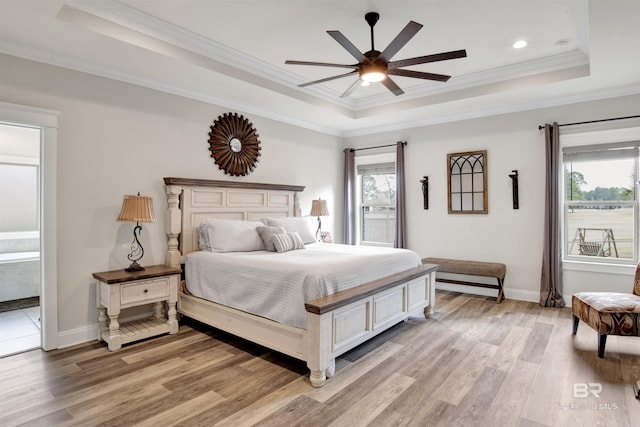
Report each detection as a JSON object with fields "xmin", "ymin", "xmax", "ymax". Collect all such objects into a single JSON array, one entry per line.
[{"xmin": 144, "ymin": 289, "xmax": 148, "ymax": 293}]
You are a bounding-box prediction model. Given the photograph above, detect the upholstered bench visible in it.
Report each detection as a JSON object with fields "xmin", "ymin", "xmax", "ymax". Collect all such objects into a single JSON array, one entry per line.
[
  {"xmin": 572, "ymin": 263, "xmax": 640, "ymax": 358},
  {"xmin": 421, "ymin": 257, "xmax": 506, "ymax": 303}
]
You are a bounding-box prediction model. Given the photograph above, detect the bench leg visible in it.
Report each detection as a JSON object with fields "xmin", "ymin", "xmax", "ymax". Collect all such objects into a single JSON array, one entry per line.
[
  {"xmin": 598, "ymin": 334, "xmax": 607, "ymax": 358},
  {"xmin": 496, "ymin": 278, "xmax": 505, "ymax": 303},
  {"xmin": 572, "ymin": 315, "xmax": 579, "ymax": 334}
]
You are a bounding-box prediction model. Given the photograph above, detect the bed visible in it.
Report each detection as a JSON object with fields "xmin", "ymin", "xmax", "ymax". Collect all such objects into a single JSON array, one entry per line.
[{"xmin": 164, "ymin": 177, "xmax": 437, "ymax": 387}]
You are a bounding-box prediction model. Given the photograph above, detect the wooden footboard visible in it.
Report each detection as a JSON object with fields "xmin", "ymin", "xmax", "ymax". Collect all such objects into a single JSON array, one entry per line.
[
  {"xmin": 304, "ymin": 263, "xmax": 437, "ymax": 387},
  {"xmin": 178, "ymin": 264, "xmax": 436, "ymax": 387}
]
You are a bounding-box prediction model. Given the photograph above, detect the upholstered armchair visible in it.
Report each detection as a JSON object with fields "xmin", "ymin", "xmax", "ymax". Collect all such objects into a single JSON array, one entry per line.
[{"xmin": 572, "ymin": 263, "xmax": 640, "ymax": 357}]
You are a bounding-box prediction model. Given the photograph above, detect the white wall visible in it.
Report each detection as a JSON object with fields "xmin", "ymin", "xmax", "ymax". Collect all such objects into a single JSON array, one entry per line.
[
  {"xmin": 0, "ymin": 54, "xmax": 341, "ymax": 344},
  {"xmin": 345, "ymin": 96, "xmax": 640, "ymax": 303},
  {"xmin": 1, "ymin": 52, "xmax": 639, "ymax": 347}
]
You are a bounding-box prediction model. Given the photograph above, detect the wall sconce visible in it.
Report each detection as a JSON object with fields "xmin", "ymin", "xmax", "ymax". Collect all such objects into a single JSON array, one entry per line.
[
  {"xmin": 509, "ymin": 170, "xmax": 519, "ymax": 209},
  {"xmin": 117, "ymin": 193, "xmax": 156, "ymax": 271},
  {"xmin": 310, "ymin": 198, "xmax": 329, "ymax": 241},
  {"xmin": 420, "ymin": 176, "xmax": 429, "ymax": 209}
]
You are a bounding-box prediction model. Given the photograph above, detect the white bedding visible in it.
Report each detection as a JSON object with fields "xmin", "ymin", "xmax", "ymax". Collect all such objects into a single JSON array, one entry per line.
[{"xmin": 185, "ymin": 243, "xmax": 422, "ymax": 329}]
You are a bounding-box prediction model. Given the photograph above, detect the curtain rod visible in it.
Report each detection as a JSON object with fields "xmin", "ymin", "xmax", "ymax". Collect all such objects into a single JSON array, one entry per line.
[
  {"xmin": 537, "ymin": 114, "xmax": 640, "ymax": 130},
  {"xmin": 350, "ymin": 141, "xmax": 407, "ymax": 152}
]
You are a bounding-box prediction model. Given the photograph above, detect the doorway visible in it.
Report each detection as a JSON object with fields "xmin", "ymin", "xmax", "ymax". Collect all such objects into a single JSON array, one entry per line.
[
  {"xmin": 0, "ymin": 124, "xmax": 41, "ymax": 357},
  {"xmin": 0, "ymin": 102, "xmax": 58, "ymax": 355}
]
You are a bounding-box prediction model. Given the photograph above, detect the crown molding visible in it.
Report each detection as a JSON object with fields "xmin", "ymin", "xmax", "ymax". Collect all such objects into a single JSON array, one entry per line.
[
  {"xmin": 63, "ymin": 0, "xmax": 356, "ymax": 110},
  {"xmin": 62, "ymin": 0, "xmax": 593, "ymax": 114},
  {"xmin": 0, "ymin": 43, "xmax": 343, "ymax": 136},
  {"xmin": 353, "ymin": 49, "xmax": 590, "ymax": 110},
  {"xmin": 3, "ymin": 1, "xmax": 632, "ymax": 138},
  {"xmin": 3, "ymin": 40, "xmax": 637, "ymax": 139},
  {"xmin": 342, "ymin": 84, "xmax": 640, "ymax": 137}
]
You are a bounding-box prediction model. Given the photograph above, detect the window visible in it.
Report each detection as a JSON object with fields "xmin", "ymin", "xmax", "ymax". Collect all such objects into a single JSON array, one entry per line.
[
  {"xmin": 356, "ymin": 155, "xmax": 396, "ymax": 246},
  {"xmin": 562, "ymin": 141, "xmax": 639, "ymax": 264},
  {"xmin": 0, "ymin": 124, "xmax": 40, "ymax": 233}
]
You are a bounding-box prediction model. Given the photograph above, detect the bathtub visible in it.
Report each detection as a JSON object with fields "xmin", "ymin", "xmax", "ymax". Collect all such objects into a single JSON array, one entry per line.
[{"xmin": 0, "ymin": 251, "xmax": 41, "ymax": 302}]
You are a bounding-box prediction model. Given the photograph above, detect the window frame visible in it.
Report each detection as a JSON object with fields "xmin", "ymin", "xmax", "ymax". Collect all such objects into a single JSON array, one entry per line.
[
  {"xmin": 560, "ymin": 127, "xmax": 640, "ymax": 270},
  {"xmin": 355, "ymin": 152, "xmax": 396, "ymax": 247}
]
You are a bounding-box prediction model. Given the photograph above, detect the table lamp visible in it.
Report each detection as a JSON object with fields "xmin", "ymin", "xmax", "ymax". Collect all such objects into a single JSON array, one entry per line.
[
  {"xmin": 310, "ymin": 198, "xmax": 329, "ymax": 241},
  {"xmin": 117, "ymin": 193, "xmax": 155, "ymax": 271}
]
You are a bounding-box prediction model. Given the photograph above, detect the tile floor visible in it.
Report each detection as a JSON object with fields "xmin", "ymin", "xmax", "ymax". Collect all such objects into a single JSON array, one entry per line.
[{"xmin": 0, "ymin": 306, "xmax": 40, "ymax": 357}]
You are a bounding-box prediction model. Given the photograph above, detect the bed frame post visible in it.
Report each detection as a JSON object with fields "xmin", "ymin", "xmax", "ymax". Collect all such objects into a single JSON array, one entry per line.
[
  {"xmin": 425, "ymin": 273, "xmax": 436, "ymax": 317},
  {"xmin": 305, "ymin": 312, "xmax": 332, "ymax": 387},
  {"xmin": 293, "ymin": 192, "xmax": 301, "ymax": 217},
  {"xmin": 165, "ymin": 184, "xmax": 183, "ymax": 268}
]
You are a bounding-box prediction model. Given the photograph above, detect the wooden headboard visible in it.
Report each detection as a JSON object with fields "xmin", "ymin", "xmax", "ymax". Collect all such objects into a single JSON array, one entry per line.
[{"xmin": 163, "ymin": 177, "xmax": 305, "ymax": 267}]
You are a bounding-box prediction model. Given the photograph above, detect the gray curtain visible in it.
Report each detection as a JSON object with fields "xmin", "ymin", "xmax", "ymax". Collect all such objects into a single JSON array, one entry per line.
[
  {"xmin": 343, "ymin": 148, "xmax": 356, "ymax": 245},
  {"xmin": 540, "ymin": 123, "xmax": 565, "ymax": 307},
  {"xmin": 395, "ymin": 141, "xmax": 406, "ymax": 248}
]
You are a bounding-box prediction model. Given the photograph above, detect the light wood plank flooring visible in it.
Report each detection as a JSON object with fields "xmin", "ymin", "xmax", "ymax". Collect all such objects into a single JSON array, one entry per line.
[{"xmin": 1, "ymin": 291, "xmax": 638, "ymax": 426}]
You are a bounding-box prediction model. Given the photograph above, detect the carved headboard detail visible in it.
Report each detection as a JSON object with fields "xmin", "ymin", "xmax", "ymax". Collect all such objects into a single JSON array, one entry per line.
[{"xmin": 163, "ymin": 177, "xmax": 305, "ymax": 267}]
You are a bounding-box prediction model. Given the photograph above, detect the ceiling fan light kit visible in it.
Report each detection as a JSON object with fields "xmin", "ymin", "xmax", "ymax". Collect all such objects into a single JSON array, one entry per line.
[
  {"xmin": 360, "ymin": 64, "xmax": 387, "ymax": 82},
  {"xmin": 285, "ymin": 11, "xmax": 467, "ymax": 97}
]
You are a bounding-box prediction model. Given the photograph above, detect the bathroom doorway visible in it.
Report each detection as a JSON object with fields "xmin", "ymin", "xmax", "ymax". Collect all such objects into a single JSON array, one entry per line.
[{"xmin": 0, "ymin": 123, "xmax": 41, "ymax": 357}]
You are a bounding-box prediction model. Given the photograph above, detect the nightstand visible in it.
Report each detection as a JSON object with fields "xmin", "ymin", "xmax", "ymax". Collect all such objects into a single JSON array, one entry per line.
[{"xmin": 93, "ymin": 264, "xmax": 181, "ymax": 351}]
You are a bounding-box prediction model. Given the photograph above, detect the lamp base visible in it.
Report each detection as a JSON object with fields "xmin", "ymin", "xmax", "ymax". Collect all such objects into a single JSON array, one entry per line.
[{"xmin": 125, "ymin": 261, "xmax": 145, "ymax": 272}]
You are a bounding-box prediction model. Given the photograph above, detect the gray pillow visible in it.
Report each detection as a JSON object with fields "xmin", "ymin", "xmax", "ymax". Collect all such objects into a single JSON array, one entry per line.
[{"xmin": 256, "ymin": 225, "xmax": 287, "ymax": 251}]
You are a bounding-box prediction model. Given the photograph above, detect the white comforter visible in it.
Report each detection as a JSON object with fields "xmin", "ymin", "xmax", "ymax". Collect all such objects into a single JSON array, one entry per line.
[{"xmin": 185, "ymin": 243, "xmax": 421, "ymax": 329}]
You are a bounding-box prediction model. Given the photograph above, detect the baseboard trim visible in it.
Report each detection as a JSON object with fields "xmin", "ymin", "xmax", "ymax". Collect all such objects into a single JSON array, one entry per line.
[
  {"xmin": 57, "ymin": 324, "xmax": 98, "ymax": 349},
  {"xmin": 57, "ymin": 310, "xmax": 154, "ymax": 349},
  {"xmin": 55, "ymin": 290, "xmax": 566, "ymax": 350},
  {"xmin": 436, "ymin": 283, "xmax": 540, "ymax": 303}
]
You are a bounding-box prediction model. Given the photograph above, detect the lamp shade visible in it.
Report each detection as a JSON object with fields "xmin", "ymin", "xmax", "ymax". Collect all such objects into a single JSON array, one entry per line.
[
  {"xmin": 310, "ymin": 199, "xmax": 329, "ymax": 217},
  {"xmin": 117, "ymin": 194, "xmax": 156, "ymax": 223}
]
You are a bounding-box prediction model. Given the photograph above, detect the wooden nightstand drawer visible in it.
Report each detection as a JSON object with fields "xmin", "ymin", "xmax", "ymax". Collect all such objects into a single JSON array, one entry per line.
[{"xmin": 121, "ymin": 278, "xmax": 170, "ymax": 305}]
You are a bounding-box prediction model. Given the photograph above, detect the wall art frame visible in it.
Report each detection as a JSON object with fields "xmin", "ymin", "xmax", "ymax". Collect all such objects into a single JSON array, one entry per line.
[
  {"xmin": 208, "ymin": 112, "xmax": 261, "ymax": 176},
  {"xmin": 447, "ymin": 150, "xmax": 488, "ymax": 214}
]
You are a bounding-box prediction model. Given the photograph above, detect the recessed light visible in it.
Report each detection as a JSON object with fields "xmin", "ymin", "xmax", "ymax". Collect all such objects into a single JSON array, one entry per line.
[{"xmin": 513, "ymin": 40, "xmax": 527, "ymax": 49}]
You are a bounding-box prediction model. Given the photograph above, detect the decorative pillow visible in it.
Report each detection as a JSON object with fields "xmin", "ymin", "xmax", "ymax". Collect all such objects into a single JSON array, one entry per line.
[
  {"xmin": 201, "ymin": 219, "xmax": 266, "ymax": 252},
  {"xmin": 256, "ymin": 225, "xmax": 287, "ymax": 251},
  {"xmin": 266, "ymin": 216, "xmax": 316, "ymax": 244},
  {"xmin": 272, "ymin": 232, "xmax": 306, "ymax": 253},
  {"xmin": 197, "ymin": 223, "xmax": 211, "ymax": 251}
]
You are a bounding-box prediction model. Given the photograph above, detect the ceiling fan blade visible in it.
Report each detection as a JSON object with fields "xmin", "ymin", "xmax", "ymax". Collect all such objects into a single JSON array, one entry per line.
[
  {"xmin": 285, "ymin": 60, "xmax": 358, "ymax": 69},
  {"xmin": 388, "ymin": 49, "xmax": 467, "ymax": 70},
  {"xmin": 389, "ymin": 68, "xmax": 451, "ymax": 82},
  {"xmin": 381, "ymin": 77, "xmax": 404, "ymax": 96},
  {"xmin": 327, "ymin": 30, "xmax": 368, "ymax": 62},
  {"xmin": 299, "ymin": 70, "xmax": 358, "ymax": 87},
  {"xmin": 380, "ymin": 21, "xmax": 423, "ymax": 61},
  {"xmin": 340, "ymin": 79, "xmax": 361, "ymax": 98}
]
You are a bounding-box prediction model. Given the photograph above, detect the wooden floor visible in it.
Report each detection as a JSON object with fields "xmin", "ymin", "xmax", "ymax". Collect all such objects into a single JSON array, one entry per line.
[{"xmin": 1, "ymin": 291, "xmax": 639, "ymax": 427}]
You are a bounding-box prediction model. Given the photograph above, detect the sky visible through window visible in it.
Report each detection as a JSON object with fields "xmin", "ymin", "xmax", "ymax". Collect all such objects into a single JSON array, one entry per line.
[{"xmin": 573, "ymin": 159, "xmax": 635, "ymax": 191}]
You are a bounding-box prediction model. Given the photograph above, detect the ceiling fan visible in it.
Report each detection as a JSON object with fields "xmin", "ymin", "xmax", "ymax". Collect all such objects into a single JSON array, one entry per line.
[{"xmin": 285, "ymin": 12, "xmax": 467, "ymax": 97}]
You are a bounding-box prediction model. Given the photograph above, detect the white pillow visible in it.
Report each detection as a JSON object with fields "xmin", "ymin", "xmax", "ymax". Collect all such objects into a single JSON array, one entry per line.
[
  {"xmin": 272, "ymin": 232, "xmax": 305, "ymax": 253},
  {"xmin": 201, "ymin": 219, "xmax": 266, "ymax": 252},
  {"xmin": 266, "ymin": 216, "xmax": 316, "ymax": 244}
]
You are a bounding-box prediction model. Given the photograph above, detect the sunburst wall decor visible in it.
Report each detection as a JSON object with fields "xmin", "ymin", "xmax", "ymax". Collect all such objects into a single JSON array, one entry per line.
[{"xmin": 208, "ymin": 112, "xmax": 261, "ymax": 176}]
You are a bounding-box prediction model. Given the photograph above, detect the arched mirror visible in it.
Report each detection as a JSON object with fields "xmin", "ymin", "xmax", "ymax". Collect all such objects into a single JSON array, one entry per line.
[{"xmin": 447, "ymin": 150, "xmax": 488, "ymax": 214}]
